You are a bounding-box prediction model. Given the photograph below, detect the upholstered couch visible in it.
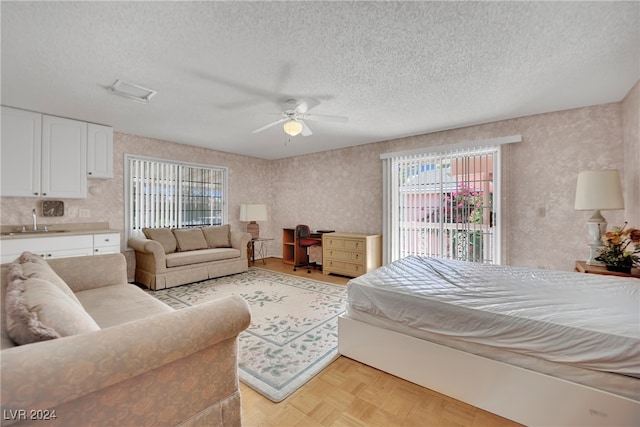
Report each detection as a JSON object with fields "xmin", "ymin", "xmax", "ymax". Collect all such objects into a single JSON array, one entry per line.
[
  {"xmin": 128, "ymin": 225, "xmax": 251, "ymax": 290},
  {"xmin": 1, "ymin": 252, "xmax": 251, "ymax": 427}
]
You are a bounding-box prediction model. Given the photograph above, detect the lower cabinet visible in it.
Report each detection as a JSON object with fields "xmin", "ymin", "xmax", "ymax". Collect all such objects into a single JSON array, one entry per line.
[
  {"xmin": 1, "ymin": 233, "xmax": 121, "ymax": 263},
  {"xmin": 93, "ymin": 232, "xmax": 120, "ymax": 254},
  {"xmin": 322, "ymin": 232, "xmax": 382, "ymax": 277}
]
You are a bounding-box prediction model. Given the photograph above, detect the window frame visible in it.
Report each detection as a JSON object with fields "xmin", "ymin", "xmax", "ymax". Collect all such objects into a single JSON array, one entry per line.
[
  {"xmin": 381, "ymin": 135, "xmax": 521, "ymax": 265},
  {"xmin": 124, "ymin": 154, "xmax": 228, "ymax": 243}
]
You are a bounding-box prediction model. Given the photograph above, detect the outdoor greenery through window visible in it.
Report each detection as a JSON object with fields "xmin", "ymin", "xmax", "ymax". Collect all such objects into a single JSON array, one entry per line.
[
  {"xmin": 126, "ymin": 155, "xmax": 227, "ymax": 240},
  {"xmin": 380, "ymin": 136, "xmax": 522, "ymax": 265}
]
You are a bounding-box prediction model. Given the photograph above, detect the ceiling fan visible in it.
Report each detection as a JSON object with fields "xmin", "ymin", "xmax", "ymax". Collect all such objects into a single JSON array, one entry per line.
[{"xmin": 251, "ymin": 99, "xmax": 348, "ymax": 137}]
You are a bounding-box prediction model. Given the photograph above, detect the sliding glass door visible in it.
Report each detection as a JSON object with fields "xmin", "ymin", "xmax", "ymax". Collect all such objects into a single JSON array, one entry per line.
[{"xmin": 382, "ymin": 143, "xmax": 505, "ymax": 264}]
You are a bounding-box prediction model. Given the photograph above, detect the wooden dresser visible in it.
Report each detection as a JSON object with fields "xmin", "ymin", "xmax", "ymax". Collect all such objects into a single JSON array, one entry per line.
[{"xmin": 322, "ymin": 232, "xmax": 382, "ymax": 277}]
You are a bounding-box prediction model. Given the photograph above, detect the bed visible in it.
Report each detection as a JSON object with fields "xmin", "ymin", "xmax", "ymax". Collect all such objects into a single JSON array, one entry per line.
[{"xmin": 338, "ymin": 256, "xmax": 640, "ymax": 426}]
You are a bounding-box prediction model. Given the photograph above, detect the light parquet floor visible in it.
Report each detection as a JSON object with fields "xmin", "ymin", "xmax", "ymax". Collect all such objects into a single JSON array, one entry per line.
[{"xmin": 242, "ymin": 258, "xmax": 522, "ymax": 427}]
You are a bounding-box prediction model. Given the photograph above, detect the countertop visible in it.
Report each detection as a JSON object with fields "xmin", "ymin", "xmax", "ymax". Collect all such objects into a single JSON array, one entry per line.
[{"xmin": 0, "ymin": 222, "xmax": 120, "ymax": 240}]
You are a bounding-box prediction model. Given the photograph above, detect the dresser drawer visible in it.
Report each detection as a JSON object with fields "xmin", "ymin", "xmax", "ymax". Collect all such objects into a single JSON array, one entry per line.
[
  {"xmin": 325, "ymin": 249, "xmax": 365, "ymax": 263},
  {"xmin": 324, "ymin": 237, "xmax": 344, "ymax": 249},
  {"xmin": 350, "ymin": 251, "xmax": 364, "ymax": 263},
  {"xmin": 343, "ymin": 239, "xmax": 364, "ymax": 252},
  {"xmin": 325, "ymin": 249, "xmax": 350, "ymax": 261},
  {"xmin": 324, "ymin": 259, "xmax": 345, "ymax": 271},
  {"xmin": 324, "ymin": 260, "xmax": 364, "ymax": 276}
]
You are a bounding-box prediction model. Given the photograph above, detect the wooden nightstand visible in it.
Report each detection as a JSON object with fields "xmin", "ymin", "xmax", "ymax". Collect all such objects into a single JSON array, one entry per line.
[{"xmin": 575, "ymin": 261, "xmax": 640, "ymax": 279}]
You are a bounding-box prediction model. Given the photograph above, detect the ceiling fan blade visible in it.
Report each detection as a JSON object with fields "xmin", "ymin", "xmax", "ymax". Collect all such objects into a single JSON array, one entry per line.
[
  {"xmin": 303, "ymin": 113, "xmax": 349, "ymax": 123},
  {"xmin": 295, "ymin": 101, "xmax": 309, "ymax": 114},
  {"xmin": 300, "ymin": 120, "xmax": 313, "ymax": 136},
  {"xmin": 251, "ymin": 117, "xmax": 286, "ymax": 133},
  {"xmin": 294, "ymin": 98, "xmax": 321, "ymax": 115}
]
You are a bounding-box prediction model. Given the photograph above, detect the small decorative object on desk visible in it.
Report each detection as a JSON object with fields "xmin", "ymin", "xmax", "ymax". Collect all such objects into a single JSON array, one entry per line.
[{"xmin": 595, "ymin": 222, "xmax": 640, "ymax": 274}]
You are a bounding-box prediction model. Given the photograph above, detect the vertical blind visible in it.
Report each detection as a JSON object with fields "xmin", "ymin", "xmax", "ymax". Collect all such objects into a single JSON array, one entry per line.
[
  {"xmin": 126, "ymin": 156, "xmax": 227, "ymax": 240},
  {"xmin": 382, "ymin": 136, "xmax": 521, "ymax": 265}
]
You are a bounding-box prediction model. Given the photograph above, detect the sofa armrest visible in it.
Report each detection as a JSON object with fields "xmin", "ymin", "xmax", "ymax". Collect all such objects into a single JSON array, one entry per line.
[
  {"xmin": 1, "ymin": 295, "xmax": 251, "ymax": 426},
  {"xmin": 128, "ymin": 237, "xmax": 167, "ymax": 273},
  {"xmin": 128, "ymin": 237, "xmax": 166, "ymax": 258},
  {"xmin": 230, "ymin": 231, "xmax": 251, "ymax": 260},
  {"xmin": 46, "ymin": 253, "xmax": 128, "ymax": 293}
]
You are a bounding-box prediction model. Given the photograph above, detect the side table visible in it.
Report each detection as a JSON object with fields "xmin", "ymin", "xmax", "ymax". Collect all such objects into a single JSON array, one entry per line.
[
  {"xmin": 248, "ymin": 238, "xmax": 273, "ymax": 265},
  {"xmin": 574, "ymin": 261, "xmax": 640, "ymax": 279}
]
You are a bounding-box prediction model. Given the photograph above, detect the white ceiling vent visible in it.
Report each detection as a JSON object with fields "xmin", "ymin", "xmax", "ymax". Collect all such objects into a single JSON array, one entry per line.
[{"xmin": 106, "ymin": 79, "xmax": 157, "ymax": 104}]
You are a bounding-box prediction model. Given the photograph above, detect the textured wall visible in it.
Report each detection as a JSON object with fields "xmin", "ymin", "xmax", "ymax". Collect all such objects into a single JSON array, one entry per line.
[
  {"xmin": 0, "ymin": 132, "xmax": 272, "ymax": 278},
  {"xmin": 622, "ymin": 81, "xmax": 640, "ymax": 228},
  {"xmin": 269, "ymin": 102, "xmax": 627, "ymax": 271},
  {"xmin": 1, "ymin": 90, "xmax": 634, "ymax": 274}
]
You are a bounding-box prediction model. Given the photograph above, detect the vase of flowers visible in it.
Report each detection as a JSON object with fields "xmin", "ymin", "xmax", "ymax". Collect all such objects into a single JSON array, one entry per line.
[{"xmin": 595, "ymin": 223, "xmax": 640, "ymax": 273}]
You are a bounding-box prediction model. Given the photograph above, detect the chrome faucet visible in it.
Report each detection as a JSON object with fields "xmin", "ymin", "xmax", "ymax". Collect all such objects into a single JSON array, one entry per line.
[{"xmin": 32, "ymin": 208, "xmax": 37, "ymax": 231}]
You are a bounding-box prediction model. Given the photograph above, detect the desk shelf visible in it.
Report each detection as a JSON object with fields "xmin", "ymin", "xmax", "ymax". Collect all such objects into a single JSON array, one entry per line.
[
  {"xmin": 282, "ymin": 228, "xmax": 323, "ymax": 267},
  {"xmin": 282, "ymin": 228, "xmax": 296, "ymax": 265}
]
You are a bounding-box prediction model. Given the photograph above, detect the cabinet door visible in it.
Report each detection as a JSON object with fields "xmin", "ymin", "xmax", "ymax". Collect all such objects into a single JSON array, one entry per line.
[
  {"xmin": 41, "ymin": 115, "xmax": 87, "ymax": 198},
  {"xmin": 0, "ymin": 106, "xmax": 42, "ymax": 197},
  {"xmin": 46, "ymin": 247, "xmax": 95, "ymax": 259},
  {"xmin": 93, "ymin": 232, "xmax": 120, "ymax": 254},
  {"xmin": 87, "ymin": 124, "xmax": 113, "ymax": 179},
  {"xmin": 0, "ymin": 234, "xmax": 93, "ymax": 263}
]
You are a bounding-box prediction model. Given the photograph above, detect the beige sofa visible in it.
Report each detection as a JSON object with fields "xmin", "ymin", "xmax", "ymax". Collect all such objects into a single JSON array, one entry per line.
[
  {"xmin": 1, "ymin": 252, "xmax": 250, "ymax": 427},
  {"xmin": 128, "ymin": 225, "xmax": 251, "ymax": 290}
]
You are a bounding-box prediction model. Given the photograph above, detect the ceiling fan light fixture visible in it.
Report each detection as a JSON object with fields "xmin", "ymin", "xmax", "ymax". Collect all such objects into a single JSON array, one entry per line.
[{"xmin": 283, "ymin": 119, "xmax": 303, "ymax": 136}]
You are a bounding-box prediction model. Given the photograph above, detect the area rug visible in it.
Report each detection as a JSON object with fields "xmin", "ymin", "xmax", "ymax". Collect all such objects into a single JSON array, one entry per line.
[{"xmin": 147, "ymin": 267, "xmax": 347, "ymax": 402}]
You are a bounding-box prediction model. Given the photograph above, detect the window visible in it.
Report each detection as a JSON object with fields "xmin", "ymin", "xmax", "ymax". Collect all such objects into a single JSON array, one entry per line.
[
  {"xmin": 125, "ymin": 155, "xmax": 227, "ymax": 240},
  {"xmin": 381, "ymin": 135, "xmax": 521, "ymax": 265}
]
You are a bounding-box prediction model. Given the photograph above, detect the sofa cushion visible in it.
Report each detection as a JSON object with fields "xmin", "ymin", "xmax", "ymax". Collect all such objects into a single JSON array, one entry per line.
[
  {"xmin": 76, "ymin": 284, "xmax": 173, "ymax": 328},
  {"xmin": 143, "ymin": 228, "xmax": 177, "ymax": 254},
  {"xmin": 173, "ymin": 228, "xmax": 209, "ymax": 252},
  {"xmin": 5, "ymin": 271, "xmax": 100, "ymax": 345},
  {"xmin": 165, "ymin": 248, "xmax": 241, "ymax": 268},
  {"xmin": 14, "ymin": 251, "xmax": 82, "ymax": 306},
  {"xmin": 202, "ymin": 225, "xmax": 232, "ymax": 248}
]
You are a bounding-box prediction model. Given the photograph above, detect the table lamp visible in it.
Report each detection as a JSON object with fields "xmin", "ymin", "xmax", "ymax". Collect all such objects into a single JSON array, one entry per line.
[
  {"xmin": 574, "ymin": 170, "xmax": 624, "ymax": 265},
  {"xmin": 239, "ymin": 204, "xmax": 268, "ymax": 239}
]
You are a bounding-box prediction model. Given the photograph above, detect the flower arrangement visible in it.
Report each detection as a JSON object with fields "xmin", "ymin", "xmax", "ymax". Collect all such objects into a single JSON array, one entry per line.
[
  {"xmin": 443, "ymin": 183, "xmax": 484, "ymax": 224},
  {"xmin": 596, "ymin": 223, "xmax": 640, "ymax": 270}
]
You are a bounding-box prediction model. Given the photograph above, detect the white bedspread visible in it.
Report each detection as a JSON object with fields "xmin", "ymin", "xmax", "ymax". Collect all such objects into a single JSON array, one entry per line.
[{"xmin": 347, "ymin": 256, "xmax": 640, "ymax": 377}]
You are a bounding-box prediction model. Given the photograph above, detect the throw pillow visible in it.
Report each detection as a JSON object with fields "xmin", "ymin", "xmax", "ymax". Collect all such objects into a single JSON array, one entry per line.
[
  {"xmin": 173, "ymin": 228, "xmax": 209, "ymax": 252},
  {"xmin": 202, "ymin": 224, "xmax": 232, "ymax": 248},
  {"xmin": 5, "ymin": 270, "xmax": 101, "ymax": 345},
  {"xmin": 142, "ymin": 228, "xmax": 177, "ymax": 254},
  {"xmin": 13, "ymin": 252, "xmax": 82, "ymax": 306}
]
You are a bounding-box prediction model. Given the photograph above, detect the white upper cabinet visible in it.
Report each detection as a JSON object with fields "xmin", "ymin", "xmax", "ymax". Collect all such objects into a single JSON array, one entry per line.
[
  {"xmin": 87, "ymin": 123, "xmax": 113, "ymax": 179},
  {"xmin": 1, "ymin": 106, "xmax": 113, "ymax": 198},
  {"xmin": 41, "ymin": 115, "xmax": 87, "ymax": 198},
  {"xmin": 1, "ymin": 106, "xmax": 42, "ymax": 197}
]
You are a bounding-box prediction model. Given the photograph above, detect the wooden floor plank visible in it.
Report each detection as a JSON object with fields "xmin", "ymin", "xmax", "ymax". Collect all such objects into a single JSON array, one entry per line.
[{"xmin": 241, "ymin": 258, "xmax": 522, "ymax": 426}]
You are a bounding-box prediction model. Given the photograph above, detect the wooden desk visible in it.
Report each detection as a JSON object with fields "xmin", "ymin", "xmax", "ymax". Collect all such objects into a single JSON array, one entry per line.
[
  {"xmin": 282, "ymin": 228, "xmax": 322, "ymax": 266},
  {"xmin": 574, "ymin": 260, "xmax": 640, "ymax": 278}
]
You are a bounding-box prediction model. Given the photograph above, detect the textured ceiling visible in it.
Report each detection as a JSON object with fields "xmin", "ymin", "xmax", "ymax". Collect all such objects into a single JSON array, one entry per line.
[{"xmin": 1, "ymin": 1, "xmax": 638, "ymax": 160}]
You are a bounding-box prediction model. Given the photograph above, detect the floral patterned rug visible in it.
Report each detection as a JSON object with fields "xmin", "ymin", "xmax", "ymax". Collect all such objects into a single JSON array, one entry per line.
[{"xmin": 148, "ymin": 267, "xmax": 347, "ymax": 402}]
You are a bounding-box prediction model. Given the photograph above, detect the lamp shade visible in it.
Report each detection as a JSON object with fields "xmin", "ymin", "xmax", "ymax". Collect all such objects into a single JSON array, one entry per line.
[
  {"xmin": 574, "ymin": 170, "xmax": 624, "ymax": 210},
  {"xmin": 239, "ymin": 204, "xmax": 268, "ymax": 222},
  {"xmin": 283, "ymin": 120, "xmax": 303, "ymax": 136}
]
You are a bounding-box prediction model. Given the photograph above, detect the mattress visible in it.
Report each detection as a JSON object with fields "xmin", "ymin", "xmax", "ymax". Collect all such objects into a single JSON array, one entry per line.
[{"xmin": 346, "ymin": 256, "xmax": 640, "ymax": 378}]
